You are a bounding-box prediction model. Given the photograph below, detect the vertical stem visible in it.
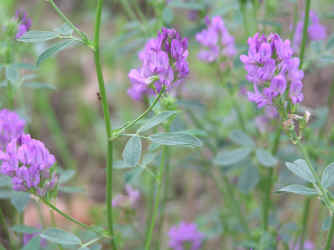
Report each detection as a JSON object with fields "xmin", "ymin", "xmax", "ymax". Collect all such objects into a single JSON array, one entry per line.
[
  {"xmin": 0, "ymin": 208, "xmax": 11, "ymax": 249},
  {"xmin": 299, "ymin": 0, "xmax": 311, "ymax": 69},
  {"xmin": 240, "ymin": 0, "xmax": 250, "ymax": 37},
  {"xmin": 263, "ymin": 128, "xmax": 281, "ymax": 231},
  {"xmin": 325, "ymin": 216, "xmax": 334, "ymax": 250},
  {"xmin": 299, "ymin": 198, "xmax": 311, "ymax": 250},
  {"xmin": 145, "ymin": 147, "xmax": 166, "ymax": 250},
  {"xmin": 156, "ymin": 146, "xmax": 170, "ymax": 246},
  {"xmin": 94, "ymin": 0, "xmax": 117, "ymax": 249}
]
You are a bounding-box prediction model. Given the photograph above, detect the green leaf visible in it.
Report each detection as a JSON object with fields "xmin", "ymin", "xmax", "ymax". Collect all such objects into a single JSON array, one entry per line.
[
  {"xmin": 58, "ymin": 186, "xmax": 84, "ymax": 194},
  {"xmin": 285, "ymin": 159, "xmax": 315, "ymax": 183},
  {"xmin": 327, "ymin": 34, "xmax": 334, "ymax": 50},
  {"xmin": 17, "ymin": 31, "xmax": 58, "ymax": 43},
  {"xmin": 238, "ymin": 164, "xmax": 259, "ymax": 194},
  {"xmin": 322, "ymin": 216, "xmax": 332, "ymax": 232},
  {"xmin": 21, "ymin": 236, "xmax": 41, "ymax": 250},
  {"xmin": 137, "ymin": 111, "xmax": 178, "ymax": 133},
  {"xmin": 214, "ymin": 148, "xmax": 252, "ymax": 166},
  {"xmin": 37, "ymin": 40, "xmax": 78, "ymax": 66},
  {"xmin": 0, "ymin": 190, "xmax": 12, "ymax": 199},
  {"xmin": 0, "ymin": 175, "xmax": 11, "ymax": 187},
  {"xmin": 11, "ymin": 225, "xmax": 41, "ymax": 234},
  {"xmin": 142, "ymin": 152, "xmax": 158, "ymax": 166},
  {"xmin": 256, "ymin": 149, "xmax": 278, "ymax": 167},
  {"xmin": 40, "ymin": 228, "xmax": 81, "ymax": 245},
  {"xmin": 162, "ymin": 7, "xmax": 174, "ymax": 24},
  {"xmin": 113, "ymin": 160, "xmax": 132, "ymax": 169},
  {"xmin": 321, "ymin": 163, "xmax": 334, "ymax": 188},
  {"xmin": 148, "ymin": 132, "xmax": 202, "ymax": 147},
  {"xmin": 10, "ymin": 191, "xmax": 30, "ymax": 213},
  {"xmin": 6, "ymin": 66, "xmax": 19, "ymax": 84},
  {"xmin": 23, "ymin": 82, "xmax": 56, "ymax": 90},
  {"xmin": 59, "ymin": 170, "xmax": 76, "ymax": 184},
  {"xmin": 54, "ymin": 23, "xmax": 73, "ymax": 36},
  {"xmin": 122, "ymin": 136, "xmax": 142, "ymax": 166},
  {"xmin": 278, "ymin": 184, "xmax": 317, "ymax": 196},
  {"xmin": 228, "ymin": 130, "xmax": 255, "ymax": 147}
]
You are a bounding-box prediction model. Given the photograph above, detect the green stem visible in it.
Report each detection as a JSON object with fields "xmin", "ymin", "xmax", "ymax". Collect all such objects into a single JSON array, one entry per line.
[
  {"xmin": 113, "ymin": 88, "xmax": 165, "ymax": 137},
  {"xmin": 145, "ymin": 147, "xmax": 166, "ymax": 250},
  {"xmin": 299, "ymin": 0, "xmax": 311, "ymax": 69},
  {"xmin": 240, "ymin": 1, "xmax": 250, "ymax": 37},
  {"xmin": 263, "ymin": 127, "xmax": 281, "ymax": 231},
  {"xmin": 48, "ymin": 0, "xmax": 89, "ymax": 44},
  {"xmin": 325, "ymin": 216, "xmax": 334, "ymax": 250},
  {"xmin": 156, "ymin": 146, "xmax": 170, "ymax": 246},
  {"xmin": 0, "ymin": 208, "xmax": 11, "ymax": 249},
  {"xmin": 290, "ymin": 2, "xmax": 299, "ymax": 41},
  {"xmin": 299, "ymin": 198, "xmax": 311, "ymax": 250},
  {"xmin": 94, "ymin": 0, "xmax": 117, "ymax": 249},
  {"xmin": 41, "ymin": 199, "xmax": 91, "ymax": 230}
]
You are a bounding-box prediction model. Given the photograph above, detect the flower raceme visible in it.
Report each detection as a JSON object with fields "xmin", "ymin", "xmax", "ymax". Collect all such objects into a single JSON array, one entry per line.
[
  {"xmin": 128, "ymin": 27, "xmax": 189, "ymax": 101},
  {"xmin": 15, "ymin": 10, "xmax": 32, "ymax": 39},
  {"xmin": 0, "ymin": 109, "xmax": 25, "ymax": 149},
  {"xmin": 0, "ymin": 134, "xmax": 57, "ymax": 196},
  {"xmin": 168, "ymin": 222, "xmax": 204, "ymax": 250},
  {"xmin": 196, "ymin": 16, "xmax": 236, "ymax": 63},
  {"xmin": 240, "ymin": 33, "xmax": 304, "ymax": 117}
]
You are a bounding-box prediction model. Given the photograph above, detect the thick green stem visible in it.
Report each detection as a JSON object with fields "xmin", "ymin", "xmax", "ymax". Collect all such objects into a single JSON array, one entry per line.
[
  {"xmin": 145, "ymin": 147, "xmax": 166, "ymax": 250},
  {"xmin": 325, "ymin": 216, "xmax": 334, "ymax": 250},
  {"xmin": 299, "ymin": 0, "xmax": 311, "ymax": 69},
  {"xmin": 94, "ymin": 0, "xmax": 117, "ymax": 249},
  {"xmin": 263, "ymin": 128, "xmax": 281, "ymax": 231},
  {"xmin": 299, "ymin": 198, "xmax": 311, "ymax": 250}
]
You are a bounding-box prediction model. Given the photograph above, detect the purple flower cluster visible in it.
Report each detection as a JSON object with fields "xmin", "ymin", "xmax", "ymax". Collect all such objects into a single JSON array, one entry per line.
[
  {"xmin": 168, "ymin": 222, "xmax": 204, "ymax": 250},
  {"xmin": 0, "ymin": 109, "xmax": 25, "ymax": 150},
  {"xmin": 112, "ymin": 185, "xmax": 140, "ymax": 208},
  {"xmin": 15, "ymin": 10, "xmax": 32, "ymax": 39},
  {"xmin": 0, "ymin": 134, "xmax": 57, "ymax": 195},
  {"xmin": 128, "ymin": 28, "xmax": 189, "ymax": 101},
  {"xmin": 293, "ymin": 11, "xmax": 327, "ymax": 51},
  {"xmin": 196, "ymin": 16, "xmax": 236, "ymax": 63},
  {"xmin": 240, "ymin": 33, "xmax": 304, "ymax": 116}
]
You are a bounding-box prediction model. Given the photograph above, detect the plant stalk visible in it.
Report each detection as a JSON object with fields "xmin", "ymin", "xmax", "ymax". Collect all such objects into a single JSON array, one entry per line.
[
  {"xmin": 325, "ymin": 216, "xmax": 334, "ymax": 250},
  {"xmin": 299, "ymin": 198, "xmax": 311, "ymax": 250},
  {"xmin": 94, "ymin": 0, "xmax": 117, "ymax": 248},
  {"xmin": 299, "ymin": 0, "xmax": 311, "ymax": 69},
  {"xmin": 145, "ymin": 146, "xmax": 167, "ymax": 250}
]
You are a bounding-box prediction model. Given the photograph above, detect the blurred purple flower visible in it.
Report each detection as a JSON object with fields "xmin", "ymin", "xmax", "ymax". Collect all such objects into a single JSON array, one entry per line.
[
  {"xmin": 240, "ymin": 33, "xmax": 304, "ymax": 115},
  {"xmin": 196, "ymin": 16, "xmax": 236, "ymax": 63},
  {"xmin": 15, "ymin": 10, "xmax": 32, "ymax": 39},
  {"xmin": 128, "ymin": 27, "xmax": 189, "ymax": 101},
  {"xmin": 168, "ymin": 221, "xmax": 204, "ymax": 250},
  {"xmin": 290, "ymin": 240, "xmax": 314, "ymax": 250},
  {"xmin": 0, "ymin": 109, "xmax": 25, "ymax": 150},
  {"xmin": 23, "ymin": 226, "xmax": 47, "ymax": 247},
  {"xmin": 112, "ymin": 185, "xmax": 140, "ymax": 208},
  {"xmin": 0, "ymin": 134, "xmax": 57, "ymax": 195},
  {"xmin": 293, "ymin": 10, "xmax": 327, "ymax": 51}
]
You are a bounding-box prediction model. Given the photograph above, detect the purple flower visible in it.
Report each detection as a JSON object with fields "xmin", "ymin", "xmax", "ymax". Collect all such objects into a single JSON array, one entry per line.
[
  {"xmin": 112, "ymin": 185, "xmax": 140, "ymax": 208},
  {"xmin": 0, "ymin": 109, "xmax": 25, "ymax": 150},
  {"xmin": 128, "ymin": 28, "xmax": 189, "ymax": 101},
  {"xmin": 290, "ymin": 240, "xmax": 314, "ymax": 250},
  {"xmin": 15, "ymin": 10, "xmax": 32, "ymax": 39},
  {"xmin": 293, "ymin": 10, "xmax": 327, "ymax": 51},
  {"xmin": 240, "ymin": 33, "xmax": 304, "ymax": 115},
  {"xmin": 168, "ymin": 222, "xmax": 204, "ymax": 250},
  {"xmin": 196, "ymin": 16, "xmax": 236, "ymax": 63},
  {"xmin": 0, "ymin": 134, "xmax": 57, "ymax": 195}
]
